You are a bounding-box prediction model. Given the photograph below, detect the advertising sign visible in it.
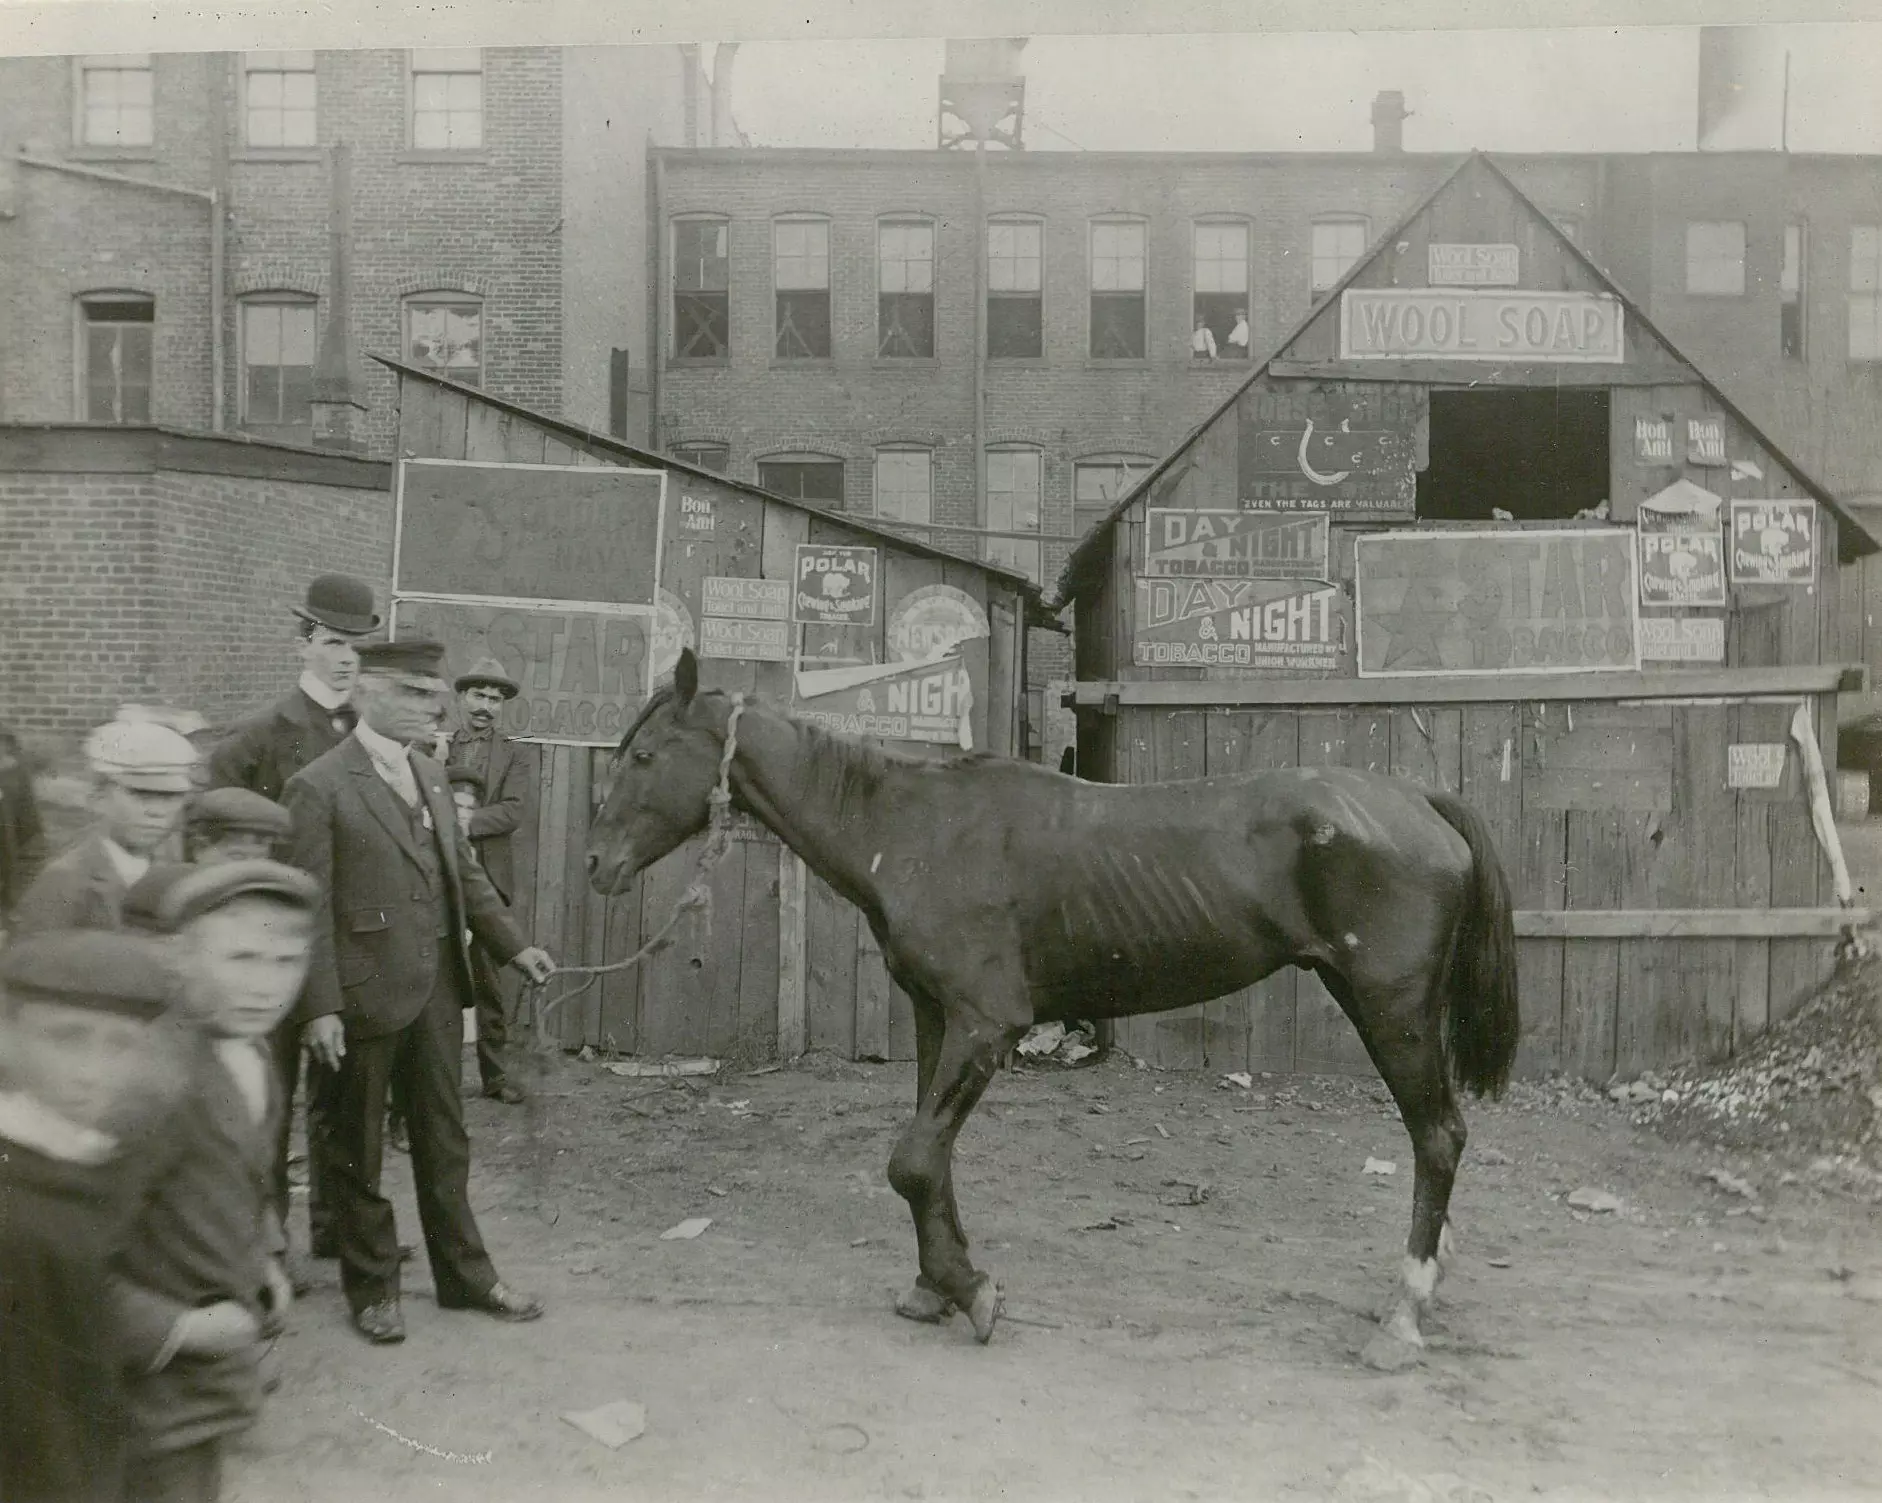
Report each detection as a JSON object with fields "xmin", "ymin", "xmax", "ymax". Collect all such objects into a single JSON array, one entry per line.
[
  {"xmin": 702, "ymin": 576, "xmax": 791, "ymax": 621},
  {"xmin": 1686, "ymin": 417, "xmax": 1727, "ymax": 467},
  {"xmin": 886, "ymin": 584, "xmax": 990, "ymax": 661},
  {"xmin": 1634, "ymin": 415, "xmax": 1674, "ymax": 463},
  {"xmin": 1728, "ymin": 499, "xmax": 1817, "ymax": 585},
  {"xmin": 1144, "ymin": 509, "xmax": 1329, "ymax": 579},
  {"xmin": 1727, "ymin": 744, "xmax": 1788, "ymax": 790},
  {"xmin": 677, "ymin": 492, "xmax": 716, "ymax": 533},
  {"xmin": 391, "ymin": 598, "xmax": 651, "ymax": 746},
  {"xmin": 1355, "ymin": 530, "xmax": 1640, "ymax": 676},
  {"xmin": 699, "ymin": 617, "xmax": 791, "ymax": 661},
  {"xmin": 1636, "ymin": 479, "xmax": 1726, "ymax": 609},
  {"xmin": 1339, "ymin": 288, "xmax": 1624, "ymax": 363},
  {"xmin": 1235, "ymin": 385, "xmax": 1420, "ymax": 517},
  {"xmin": 1427, "ymin": 243, "xmax": 1520, "ymax": 286},
  {"xmin": 792, "ymin": 654, "xmax": 974, "ymax": 748},
  {"xmin": 1638, "ymin": 616, "xmax": 1725, "ymax": 663},
  {"xmin": 1132, "ymin": 577, "xmax": 1346, "ymax": 673},
  {"xmin": 793, "ymin": 545, "xmax": 878, "ymax": 626},
  {"xmin": 395, "ymin": 459, "xmax": 664, "ymax": 607}
]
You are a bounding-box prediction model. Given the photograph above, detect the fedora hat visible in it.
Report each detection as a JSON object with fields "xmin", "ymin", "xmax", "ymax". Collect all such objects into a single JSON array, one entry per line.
[
  {"xmin": 454, "ymin": 655, "xmax": 519, "ymax": 700},
  {"xmin": 291, "ymin": 573, "xmax": 382, "ymax": 636}
]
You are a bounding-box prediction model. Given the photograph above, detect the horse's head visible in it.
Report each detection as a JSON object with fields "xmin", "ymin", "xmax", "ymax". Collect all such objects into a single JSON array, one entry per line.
[{"xmin": 586, "ymin": 648, "xmax": 727, "ymax": 894}]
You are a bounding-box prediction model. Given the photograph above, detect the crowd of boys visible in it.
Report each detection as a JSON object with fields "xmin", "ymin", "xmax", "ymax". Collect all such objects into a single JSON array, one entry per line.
[{"xmin": 0, "ymin": 574, "xmax": 554, "ymax": 1502}]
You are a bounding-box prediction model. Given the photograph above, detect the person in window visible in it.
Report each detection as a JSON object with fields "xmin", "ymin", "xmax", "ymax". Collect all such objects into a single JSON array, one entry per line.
[
  {"xmin": 1227, "ymin": 308, "xmax": 1251, "ymax": 358},
  {"xmin": 1191, "ymin": 316, "xmax": 1218, "ymax": 361}
]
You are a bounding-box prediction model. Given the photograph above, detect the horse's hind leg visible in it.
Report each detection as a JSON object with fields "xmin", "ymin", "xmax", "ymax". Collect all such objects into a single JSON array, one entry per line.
[{"xmin": 893, "ymin": 995, "xmax": 955, "ymax": 1325}]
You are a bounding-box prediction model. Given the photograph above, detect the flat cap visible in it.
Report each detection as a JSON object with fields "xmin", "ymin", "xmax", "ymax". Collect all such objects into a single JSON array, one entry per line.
[
  {"xmin": 186, "ymin": 787, "xmax": 293, "ymax": 840},
  {"xmin": 358, "ymin": 638, "xmax": 448, "ymax": 681},
  {"xmin": 84, "ymin": 719, "xmax": 199, "ymax": 793},
  {"xmin": 445, "ymin": 766, "xmax": 486, "ymax": 795},
  {"xmin": 124, "ymin": 860, "xmax": 320, "ymax": 936},
  {"xmin": 0, "ymin": 931, "xmax": 175, "ymax": 1020},
  {"xmin": 454, "ymin": 655, "xmax": 519, "ymax": 700}
]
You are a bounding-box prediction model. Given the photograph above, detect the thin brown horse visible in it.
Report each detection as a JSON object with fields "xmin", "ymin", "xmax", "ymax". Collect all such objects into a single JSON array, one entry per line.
[{"xmin": 587, "ymin": 650, "xmax": 1519, "ymax": 1362}]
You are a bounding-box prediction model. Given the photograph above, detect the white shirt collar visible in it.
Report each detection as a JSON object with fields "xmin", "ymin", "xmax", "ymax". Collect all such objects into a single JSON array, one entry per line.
[
  {"xmin": 354, "ymin": 718, "xmax": 413, "ymax": 768},
  {"xmin": 299, "ymin": 671, "xmax": 349, "ymax": 712},
  {"xmin": 101, "ymin": 836, "xmax": 151, "ymax": 887}
]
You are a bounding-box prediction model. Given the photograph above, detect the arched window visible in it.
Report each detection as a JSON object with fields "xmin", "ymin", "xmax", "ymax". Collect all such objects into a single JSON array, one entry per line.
[
  {"xmin": 878, "ymin": 217, "xmax": 936, "ymax": 358},
  {"xmin": 239, "ymin": 292, "xmax": 317, "ymax": 430},
  {"xmin": 872, "ymin": 447, "xmax": 932, "ymax": 526},
  {"xmin": 1088, "ymin": 216, "xmax": 1147, "ymax": 359},
  {"xmin": 403, "ymin": 290, "xmax": 483, "ymax": 386},
  {"xmin": 76, "ymin": 292, "xmax": 154, "ymax": 423},
  {"xmin": 672, "ymin": 216, "xmax": 730, "ymax": 361},
  {"xmin": 988, "ymin": 214, "xmax": 1044, "ymax": 359},
  {"xmin": 986, "ymin": 444, "xmax": 1043, "ymax": 582},
  {"xmin": 757, "ymin": 451, "xmax": 844, "ymax": 507},
  {"xmin": 671, "ymin": 440, "xmax": 729, "ymax": 474},
  {"xmin": 1192, "ymin": 218, "xmax": 1251, "ymax": 361},
  {"xmin": 773, "ymin": 216, "xmax": 832, "ymax": 360}
]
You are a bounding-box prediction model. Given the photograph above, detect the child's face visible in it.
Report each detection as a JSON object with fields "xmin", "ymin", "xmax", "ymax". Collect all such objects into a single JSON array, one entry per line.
[
  {"xmin": 453, "ymin": 789, "xmax": 478, "ymax": 816},
  {"xmin": 195, "ymin": 831, "xmax": 275, "ymax": 865},
  {"xmin": 95, "ymin": 781, "xmax": 188, "ymax": 856},
  {"xmin": 1, "ymin": 998, "xmax": 158, "ymax": 1131},
  {"xmin": 179, "ymin": 898, "xmax": 314, "ymax": 1039}
]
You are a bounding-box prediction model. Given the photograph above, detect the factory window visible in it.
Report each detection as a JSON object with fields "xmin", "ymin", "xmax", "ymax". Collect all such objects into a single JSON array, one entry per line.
[
  {"xmin": 1310, "ymin": 216, "xmax": 1368, "ymax": 295},
  {"xmin": 988, "ymin": 217, "xmax": 1043, "ymax": 359},
  {"xmin": 1073, "ymin": 454, "xmax": 1153, "ymax": 540},
  {"xmin": 1852, "ymin": 227, "xmax": 1882, "ymax": 362},
  {"xmin": 878, "ymin": 219, "xmax": 935, "ymax": 358},
  {"xmin": 774, "ymin": 217, "xmax": 832, "ymax": 360},
  {"xmin": 78, "ymin": 55, "xmax": 154, "ymax": 148},
  {"xmin": 757, "ymin": 454, "xmax": 844, "ymax": 507},
  {"xmin": 1782, "ymin": 224, "xmax": 1807, "ymax": 360},
  {"xmin": 873, "ymin": 448, "xmax": 933, "ymax": 527},
  {"xmin": 242, "ymin": 51, "xmax": 317, "ymax": 148},
  {"xmin": 1192, "ymin": 220, "xmax": 1250, "ymax": 361},
  {"xmin": 76, "ymin": 294, "xmax": 154, "ymax": 424},
  {"xmin": 672, "ymin": 441, "xmax": 729, "ymax": 474},
  {"xmin": 1685, "ymin": 221, "xmax": 1746, "ymax": 296},
  {"xmin": 672, "ymin": 217, "xmax": 729, "ymax": 360},
  {"xmin": 239, "ymin": 294, "xmax": 317, "ymax": 429},
  {"xmin": 1089, "ymin": 218, "xmax": 1146, "ymax": 360},
  {"xmin": 409, "ymin": 48, "xmax": 483, "ymax": 151},
  {"xmin": 986, "ymin": 446, "xmax": 1043, "ymax": 582},
  {"xmin": 403, "ymin": 292, "xmax": 482, "ymax": 387}
]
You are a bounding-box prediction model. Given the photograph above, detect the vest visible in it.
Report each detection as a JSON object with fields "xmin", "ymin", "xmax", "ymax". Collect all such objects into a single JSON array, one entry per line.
[{"xmin": 394, "ymin": 792, "xmax": 454, "ymax": 941}]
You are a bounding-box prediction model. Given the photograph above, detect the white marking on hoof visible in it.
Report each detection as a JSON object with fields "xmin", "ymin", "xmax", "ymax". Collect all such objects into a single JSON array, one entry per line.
[
  {"xmin": 870, "ymin": 852, "xmax": 882, "ymax": 873},
  {"xmin": 1381, "ymin": 1297, "xmax": 1426, "ymax": 1349},
  {"xmin": 1401, "ymin": 1254, "xmax": 1439, "ymax": 1312},
  {"xmin": 1438, "ymin": 1221, "xmax": 1458, "ymax": 1267}
]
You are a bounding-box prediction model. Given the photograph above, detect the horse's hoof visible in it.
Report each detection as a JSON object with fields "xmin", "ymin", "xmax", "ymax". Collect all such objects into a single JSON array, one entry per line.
[
  {"xmin": 894, "ymin": 1281, "xmax": 954, "ymax": 1324},
  {"xmin": 966, "ymin": 1277, "xmax": 1003, "ymax": 1345},
  {"xmin": 1359, "ymin": 1329, "xmax": 1425, "ymax": 1373}
]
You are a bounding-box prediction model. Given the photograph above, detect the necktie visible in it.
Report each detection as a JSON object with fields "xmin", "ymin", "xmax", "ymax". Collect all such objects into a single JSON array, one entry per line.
[{"xmin": 331, "ymin": 705, "xmax": 358, "ymax": 737}]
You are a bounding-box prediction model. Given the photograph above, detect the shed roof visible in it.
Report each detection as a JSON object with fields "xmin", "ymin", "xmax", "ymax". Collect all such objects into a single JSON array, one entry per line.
[
  {"xmin": 1054, "ymin": 151, "xmax": 1878, "ymax": 605},
  {"xmin": 373, "ymin": 356, "xmax": 1043, "ymax": 600}
]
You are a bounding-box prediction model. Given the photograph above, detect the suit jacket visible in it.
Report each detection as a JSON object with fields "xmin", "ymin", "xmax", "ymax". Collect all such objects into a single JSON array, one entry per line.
[
  {"xmin": 447, "ymin": 729, "xmax": 527, "ymax": 903},
  {"xmin": 283, "ymin": 736, "xmax": 526, "ymax": 1038},
  {"xmin": 111, "ymin": 1032, "xmax": 281, "ymax": 1456},
  {"xmin": 9, "ymin": 832, "xmax": 129, "ymax": 938},
  {"xmin": 206, "ymin": 688, "xmax": 350, "ymax": 804},
  {"xmin": 0, "ymin": 729, "xmax": 46, "ymax": 919}
]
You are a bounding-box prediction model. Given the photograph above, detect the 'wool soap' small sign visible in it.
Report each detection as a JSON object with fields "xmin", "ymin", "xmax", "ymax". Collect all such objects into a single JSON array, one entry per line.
[{"xmin": 1727, "ymin": 743, "xmax": 1787, "ymax": 790}]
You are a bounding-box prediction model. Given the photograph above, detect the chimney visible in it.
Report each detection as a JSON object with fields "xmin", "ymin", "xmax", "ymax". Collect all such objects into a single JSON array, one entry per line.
[
  {"xmin": 309, "ymin": 142, "xmax": 368, "ymax": 453},
  {"xmin": 710, "ymin": 43, "xmax": 740, "ymax": 148},
  {"xmin": 1371, "ymin": 90, "xmax": 1409, "ymax": 154}
]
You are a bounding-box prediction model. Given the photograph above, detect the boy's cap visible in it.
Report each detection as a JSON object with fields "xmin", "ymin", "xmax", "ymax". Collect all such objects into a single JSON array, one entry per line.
[
  {"xmin": 84, "ymin": 719, "xmax": 199, "ymax": 792},
  {"xmin": 445, "ymin": 766, "xmax": 486, "ymax": 794},
  {"xmin": 0, "ymin": 931, "xmax": 174, "ymax": 1020},
  {"xmin": 186, "ymin": 787, "xmax": 293, "ymax": 840},
  {"xmin": 123, "ymin": 860, "xmax": 320, "ymax": 935}
]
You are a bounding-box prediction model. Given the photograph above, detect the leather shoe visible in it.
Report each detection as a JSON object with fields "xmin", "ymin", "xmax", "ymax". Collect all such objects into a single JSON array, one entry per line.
[
  {"xmin": 353, "ymin": 1300, "xmax": 406, "ymax": 1345},
  {"xmin": 483, "ymin": 1082, "xmax": 526, "ymax": 1105},
  {"xmin": 441, "ymin": 1281, "xmax": 543, "ymax": 1322}
]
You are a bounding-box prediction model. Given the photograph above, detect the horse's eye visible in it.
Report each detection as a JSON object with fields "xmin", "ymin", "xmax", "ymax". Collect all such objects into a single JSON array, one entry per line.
[{"xmin": 632, "ymin": 749, "xmax": 655, "ymax": 766}]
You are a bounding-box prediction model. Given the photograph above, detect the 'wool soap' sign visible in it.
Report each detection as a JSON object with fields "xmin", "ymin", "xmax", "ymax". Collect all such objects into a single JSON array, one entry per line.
[{"xmin": 1339, "ymin": 289, "xmax": 1624, "ymax": 363}]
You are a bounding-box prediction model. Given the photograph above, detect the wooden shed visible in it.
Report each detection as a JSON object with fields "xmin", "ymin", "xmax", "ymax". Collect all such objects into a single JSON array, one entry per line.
[
  {"xmin": 1056, "ymin": 154, "xmax": 1876, "ymax": 1083},
  {"xmin": 381, "ymin": 358, "xmax": 1038, "ymax": 1063}
]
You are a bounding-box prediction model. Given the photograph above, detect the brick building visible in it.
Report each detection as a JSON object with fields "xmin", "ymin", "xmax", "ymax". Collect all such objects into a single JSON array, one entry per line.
[
  {"xmin": 649, "ymin": 140, "xmax": 1882, "ymax": 731},
  {"xmin": 0, "ymin": 45, "xmax": 723, "ymax": 455}
]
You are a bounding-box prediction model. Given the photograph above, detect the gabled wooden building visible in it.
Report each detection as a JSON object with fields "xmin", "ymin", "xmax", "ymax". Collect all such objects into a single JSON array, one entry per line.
[{"xmin": 1055, "ymin": 154, "xmax": 1875, "ymax": 1083}]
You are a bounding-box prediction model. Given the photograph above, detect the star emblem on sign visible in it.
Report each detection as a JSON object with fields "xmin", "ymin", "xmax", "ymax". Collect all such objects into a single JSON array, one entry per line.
[{"xmin": 1371, "ymin": 578, "xmax": 1453, "ymax": 671}]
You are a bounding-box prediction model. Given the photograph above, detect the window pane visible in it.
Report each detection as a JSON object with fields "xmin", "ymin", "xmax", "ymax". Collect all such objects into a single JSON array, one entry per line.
[
  {"xmin": 244, "ymin": 305, "xmax": 281, "ymax": 364},
  {"xmin": 775, "ymin": 222, "xmax": 829, "ymax": 289},
  {"xmin": 989, "ymin": 221, "xmax": 1041, "ymax": 292},
  {"xmin": 776, "ymin": 292, "xmax": 831, "ymax": 358},
  {"xmin": 874, "ymin": 451, "xmax": 932, "ymax": 525},
  {"xmin": 1311, "ymin": 220, "xmax": 1367, "ymax": 292},
  {"xmin": 675, "ymin": 292, "xmax": 729, "ymax": 358},
  {"xmin": 413, "ymin": 74, "xmax": 450, "ymax": 111},
  {"xmin": 879, "ymin": 222, "xmax": 933, "ymax": 294},
  {"xmin": 675, "ymin": 220, "xmax": 729, "ymax": 291},
  {"xmin": 758, "ymin": 460, "xmax": 844, "ymax": 506},
  {"xmin": 674, "ymin": 443, "xmax": 729, "ymax": 473},
  {"xmin": 988, "ymin": 293, "xmax": 1042, "ymax": 359},
  {"xmin": 408, "ymin": 302, "xmax": 482, "ymax": 381},
  {"xmin": 281, "ymin": 303, "xmax": 316, "ymax": 364},
  {"xmin": 284, "ymin": 73, "xmax": 317, "ymax": 110},
  {"xmin": 1091, "ymin": 222, "xmax": 1145, "ymax": 292},
  {"xmin": 248, "ymin": 72, "xmax": 282, "ymax": 108},
  {"xmin": 1091, "ymin": 292, "xmax": 1145, "ymax": 359}
]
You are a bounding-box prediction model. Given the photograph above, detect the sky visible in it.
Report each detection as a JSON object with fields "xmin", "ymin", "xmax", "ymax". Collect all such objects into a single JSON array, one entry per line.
[{"xmin": 723, "ymin": 25, "xmax": 1882, "ymax": 155}]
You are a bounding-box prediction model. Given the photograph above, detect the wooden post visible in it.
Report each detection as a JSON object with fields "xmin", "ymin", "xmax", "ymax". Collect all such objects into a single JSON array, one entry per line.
[{"xmin": 776, "ymin": 849, "xmax": 808, "ymax": 1057}]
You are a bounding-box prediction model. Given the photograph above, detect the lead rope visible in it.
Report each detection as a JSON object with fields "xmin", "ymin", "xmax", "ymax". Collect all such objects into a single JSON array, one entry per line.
[{"xmin": 515, "ymin": 694, "xmax": 746, "ymax": 1222}]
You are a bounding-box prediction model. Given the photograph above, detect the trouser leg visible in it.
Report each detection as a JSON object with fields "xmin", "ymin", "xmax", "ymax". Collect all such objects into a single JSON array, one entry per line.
[
  {"xmin": 267, "ymin": 1016, "xmax": 301, "ymax": 1230},
  {"xmin": 328, "ymin": 1026, "xmax": 400, "ymax": 1315},
  {"xmin": 472, "ymin": 947, "xmax": 510, "ymax": 1092}
]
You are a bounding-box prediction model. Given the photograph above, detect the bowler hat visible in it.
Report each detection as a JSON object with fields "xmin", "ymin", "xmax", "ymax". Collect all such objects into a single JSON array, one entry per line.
[
  {"xmin": 123, "ymin": 860, "xmax": 319, "ymax": 936},
  {"xmin": 454, "ymin": 655, "xmax": 519, "ymax": 700},
  {"xmin": 292, "ymin": 573, "xmax": 382, "ymax": 636},
  {"xmin": 0, "ymin": 931, "xmax": 176, "ymax": 1020},
  {"xmin": 357, "ymin": 638, "xmax": 448, "ymax": 682}
]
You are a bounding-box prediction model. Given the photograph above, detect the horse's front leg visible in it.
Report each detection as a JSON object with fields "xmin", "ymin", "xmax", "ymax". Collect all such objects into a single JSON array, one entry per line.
[
  {"xmin": 893, "ymin": 994, "xmax": 954, "ymax": 1326},
  {"xmin": 885, "ymin": 1007, "xmax": 1019, "ymax": 1343}
]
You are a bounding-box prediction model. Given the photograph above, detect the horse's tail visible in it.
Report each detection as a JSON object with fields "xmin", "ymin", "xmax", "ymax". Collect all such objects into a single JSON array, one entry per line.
[{"xmin": 1425, "ymin": 791, "xmax": 1521, "ymax": 1099}]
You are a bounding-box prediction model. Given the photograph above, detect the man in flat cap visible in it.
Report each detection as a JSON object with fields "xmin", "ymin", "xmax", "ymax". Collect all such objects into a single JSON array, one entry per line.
[
  {"xmin": 207, "ymin": 572, "xmax": 379, "ymax": 1274},
  {"xmin": 185, "ymin": 788, "xmax": 294, "ymax": 866},
  {"xmin": 283, "ymin": 638, "xmax": 555, "ymax": 1345},
  {"xmin": 443, "ymin": 656, "xmax": 529, "ymax": 1104},
  {"xmin": 11, "ymin": 719, "xmax": 198, "ymax": 938}
]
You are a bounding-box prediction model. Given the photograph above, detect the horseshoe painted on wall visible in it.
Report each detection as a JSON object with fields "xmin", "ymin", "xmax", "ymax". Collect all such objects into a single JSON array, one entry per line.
[{"xmin": 1297, "ymin": 417, "xmax": 1352, "ymax": 487}]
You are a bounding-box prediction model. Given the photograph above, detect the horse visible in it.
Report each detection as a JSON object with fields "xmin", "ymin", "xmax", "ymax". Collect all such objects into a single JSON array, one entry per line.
[{"xmin": 587, "ymin": 649, "xmax": 1520, "ymax": 1364}]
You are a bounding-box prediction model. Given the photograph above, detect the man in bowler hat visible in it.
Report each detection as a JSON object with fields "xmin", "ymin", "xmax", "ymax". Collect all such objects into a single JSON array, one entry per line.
[
  {"xmin": 444, "ymin": 656, "xmax": 529, "ymax": 1103},
  {"xmin": 207, "ymin": 573, "xmax": 380, "ymax": 1274},
  {"xmin": 283, "ymin": 638, "xmax": 555, "ymax": 1345}
]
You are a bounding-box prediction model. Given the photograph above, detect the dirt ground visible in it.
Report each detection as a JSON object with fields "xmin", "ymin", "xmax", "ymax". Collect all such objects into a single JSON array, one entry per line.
[{"xmin": 226, "ymin": 1028, "xmax": 1882, "ymax": 1503}]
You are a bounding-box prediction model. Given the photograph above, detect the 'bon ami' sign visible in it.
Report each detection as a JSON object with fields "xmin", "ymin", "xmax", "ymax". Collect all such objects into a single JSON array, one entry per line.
[{"xmin": 1340, "ymin": 289, "xmax": 1624, "ymax": 364}]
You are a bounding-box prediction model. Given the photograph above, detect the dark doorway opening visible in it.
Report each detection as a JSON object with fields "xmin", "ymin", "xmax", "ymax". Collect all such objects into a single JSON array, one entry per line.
[{"xmin": 1416, "ymin": 388, "xmax": 1609, "ymax": 523}]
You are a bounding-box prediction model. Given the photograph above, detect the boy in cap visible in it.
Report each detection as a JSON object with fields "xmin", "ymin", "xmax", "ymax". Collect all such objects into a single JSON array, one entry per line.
[
  {"xmin": 185, "ymin": 788, "xmax": 293, "ymax": 866},
  {"xmin": 443, "ymin": 766, "xmax": 523, "ymax": 1103},
  {"xmin": 11, "ymin": 719, "xmax": 198, "ymax": 938},
  {"xmin": 0, "ymin": 931, "xmax": 178, "ymax": 1503},
  {"xmin": 114, "ymin": 860, "xmax": 320, "ymax": 1503}
]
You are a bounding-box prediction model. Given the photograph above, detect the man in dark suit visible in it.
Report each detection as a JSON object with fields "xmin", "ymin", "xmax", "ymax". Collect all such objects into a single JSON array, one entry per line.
[
  {"xmin": 284, "ymin": 638, "xmax": 555, "ymax": 1346},
  {"xmin": 443, "ymin": 656, "xmax": 528, "ymax": 1103},
  {"xmin": 207, "ymin": 573, "xmax": 380, "ymax": 1271}
]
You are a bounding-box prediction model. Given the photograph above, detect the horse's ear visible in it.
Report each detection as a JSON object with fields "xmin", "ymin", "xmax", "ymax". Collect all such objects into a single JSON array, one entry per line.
[{"xmin": 674, "ymin": 647, "xmax": 698, "ymax": 707}]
